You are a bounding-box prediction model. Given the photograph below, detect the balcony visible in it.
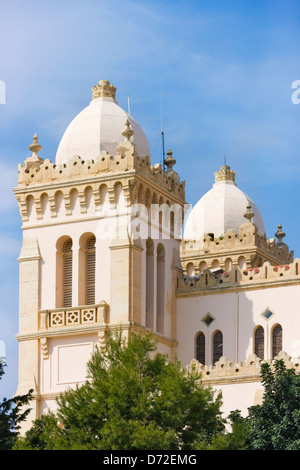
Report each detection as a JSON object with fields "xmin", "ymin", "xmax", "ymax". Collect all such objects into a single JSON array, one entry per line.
[{"xmin": 39, "ymin": 301, "xmax": 108, "ymax": 331}]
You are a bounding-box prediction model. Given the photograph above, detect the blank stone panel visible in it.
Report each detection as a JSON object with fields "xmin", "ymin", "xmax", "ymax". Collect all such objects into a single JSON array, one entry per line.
[{"xmin": 57, "ymin": 342, "xmax": 93, "ymax": 384}]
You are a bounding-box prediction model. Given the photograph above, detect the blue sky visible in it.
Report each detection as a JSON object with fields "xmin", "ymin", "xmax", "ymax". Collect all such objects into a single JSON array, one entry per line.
[{"xmin": 0, "ymin": 0, "xmax": 299, "ymax": 399}]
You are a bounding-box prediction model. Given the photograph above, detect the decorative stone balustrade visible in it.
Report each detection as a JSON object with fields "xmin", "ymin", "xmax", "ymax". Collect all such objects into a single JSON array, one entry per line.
[{"xmin": 39, "ymin": 302, "xmax": 108, "ymax": 330}]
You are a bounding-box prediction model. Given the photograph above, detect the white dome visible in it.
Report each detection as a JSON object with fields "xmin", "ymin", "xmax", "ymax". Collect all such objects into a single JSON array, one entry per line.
[
  {"xmin": 183, "ymin": 165, "xmax": 265, "ymax": 242},
  {"xmin": 56, "ymin": 80, "xmax": 150, "ymax": 165}
]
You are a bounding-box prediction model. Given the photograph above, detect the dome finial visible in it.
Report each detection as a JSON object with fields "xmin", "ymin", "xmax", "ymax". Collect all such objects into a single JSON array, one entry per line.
[
  {"xmin": 28, "ymin": 133, "xmax": 42, "ymax": 156},
  {"xmin": 121, "ymin": 118, "xmax": 134, "ymax": 142},
  {"xmin": 214, "ymin": 165, "xmax": 236, "ymax": 184},
  {"xmin": 92, "ymin": 80, "xmax": 116, "ymax": 100}
]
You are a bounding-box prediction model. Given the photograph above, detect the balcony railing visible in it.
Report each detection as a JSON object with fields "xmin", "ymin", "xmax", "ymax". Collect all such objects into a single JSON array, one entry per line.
[{"xmin": 39, "ymin": 302, "xmax": 108, "ymax": 330}]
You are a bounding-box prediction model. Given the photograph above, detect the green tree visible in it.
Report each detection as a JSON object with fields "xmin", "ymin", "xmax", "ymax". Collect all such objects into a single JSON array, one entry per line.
[
  {"xmin": 0, "ymin": 361, "xmax": 33, "ymax": 450},
  {"xmin": 247, "ymin": 359, "xmax": 300, "ymax": 450},
  {"xmin": 195, "ymin": 409, "xmax": 250, "ymax": 450},
  {"xmin": 15, "ymin": 331, "xmax": 224, "ymax": 450}
]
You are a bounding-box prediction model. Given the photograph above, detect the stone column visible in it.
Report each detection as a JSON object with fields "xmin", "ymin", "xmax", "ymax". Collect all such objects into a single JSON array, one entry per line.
[
  {"xmin": 109, "ymin": 237, "xmax": 143, "ymax": 325},
  {"xmin": 16, "ymin": 237, "xmax": 41, "ymax": 429}
]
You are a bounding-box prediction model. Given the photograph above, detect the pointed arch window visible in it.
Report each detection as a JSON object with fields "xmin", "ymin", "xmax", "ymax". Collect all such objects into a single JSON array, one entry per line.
[
  {"xmin": 254, "ymin": 326, "xmax": 264, "ymax": 359},
  {"xmin": 213, "ymin": 330, "xmax": 223, "ymax": 364},
  {"xmin": 272, "ymin": 324, "xmax": 282, "ymax": 358},
  {"xmin": 196, "ymin": 332, "xmax": 205, "ymax": 365}
]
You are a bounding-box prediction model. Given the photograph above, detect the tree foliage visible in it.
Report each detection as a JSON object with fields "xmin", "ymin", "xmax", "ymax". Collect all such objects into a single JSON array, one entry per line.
[
  {"xmin": 196, "ymin": 359, "xmax": 300, "ymax": 451},
  {"xmin": 0, "ymin": 361, "xmax": 33, "ymax": 450},
  {"xmin": 196, "ymin": 409, "xmax": 250, "ymax": 450},
  {"xmin": 247, "ymin": 359, "xmax": 300, "ymax": 450},
  {"xmin": 15, "ymin": 331, "xmax": 224, "ymax": 450}
]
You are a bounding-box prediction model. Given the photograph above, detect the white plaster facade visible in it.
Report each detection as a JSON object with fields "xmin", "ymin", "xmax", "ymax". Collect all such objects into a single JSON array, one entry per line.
[{"xmin": 14, "ymin": 80, "xmax": 300, "ymax": 432}]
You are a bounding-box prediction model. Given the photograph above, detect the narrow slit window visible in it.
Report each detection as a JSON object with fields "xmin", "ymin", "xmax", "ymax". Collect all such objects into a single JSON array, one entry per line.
[{"xmin": 63, "ymin": 239, "xmax": 73, "ymax": 308}]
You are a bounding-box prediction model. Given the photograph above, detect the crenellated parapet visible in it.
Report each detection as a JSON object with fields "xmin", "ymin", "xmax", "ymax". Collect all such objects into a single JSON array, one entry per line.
[
  {"xmin": 14, "ymin": 132, "xmax": 186, "ymax": 223},
  {"xmin": 181, "ymin": 219, "xmax": 293, "ymax": 275},
  {"xmin": 187, "ymin": 350, "xmax": 300, "ymax": 385},
  {"xmin": 177, "ymin": 258, "xmax": 300, "ymax": 295}
]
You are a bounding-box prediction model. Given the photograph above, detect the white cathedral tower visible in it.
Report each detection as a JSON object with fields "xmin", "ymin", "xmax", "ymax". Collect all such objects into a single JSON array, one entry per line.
[{"xmin": 14, "ymin": 80, "xmax": 300, "ymax": 431}]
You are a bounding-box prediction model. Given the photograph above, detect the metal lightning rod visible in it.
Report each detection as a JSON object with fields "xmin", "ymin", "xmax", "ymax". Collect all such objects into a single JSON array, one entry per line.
[{"xmin": 161, "ymin": 94, "xmax": 166, "ymax": 171}]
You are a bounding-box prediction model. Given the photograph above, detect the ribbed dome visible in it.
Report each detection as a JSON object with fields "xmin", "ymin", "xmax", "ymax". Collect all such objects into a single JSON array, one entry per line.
[
  {"xmin": 56, "ymin": 80, "xmax": 150, "ymax": 165},
  {"xmin": 183, "ymin": 165, "xmax": 265, "ymax": 242}
]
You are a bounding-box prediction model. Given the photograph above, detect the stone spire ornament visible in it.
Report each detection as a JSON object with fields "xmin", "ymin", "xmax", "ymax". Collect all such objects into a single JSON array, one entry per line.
[
  {"xmin": 243, "ymin": 204, "xmax": 254, "ymax": 223},
  {"xmin": 164, "ymin": 148, "xmax": 176, "ymax": 173},
  {"xmin": 23, "ymin": 133, "xmax": 43, "ymax": 171},
  {"xmin": 275, "ymin": 223, "xmax": 286, "ymax": 245},
  {"xmin": 29, "ymin": 133, "xmax": 42, "ymax": 157},
  {"xmin": 121, "ymin": 119, "xmax": 134, "ymax": 142}
]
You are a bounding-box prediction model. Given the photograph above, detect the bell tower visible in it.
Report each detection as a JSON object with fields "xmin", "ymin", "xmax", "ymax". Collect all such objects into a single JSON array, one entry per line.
[{"xmin": 14, "ymin": 81, "xmax": 186, "ymax": 430}]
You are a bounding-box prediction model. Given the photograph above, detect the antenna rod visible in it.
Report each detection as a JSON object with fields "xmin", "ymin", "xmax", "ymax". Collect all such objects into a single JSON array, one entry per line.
[
  {"xmin": 161, "ymin": 95, "xmax": 166, "ymax": 171},
  {"xmin": 162, "ymin": 131, "xmax": 165, "ymax": 170}
]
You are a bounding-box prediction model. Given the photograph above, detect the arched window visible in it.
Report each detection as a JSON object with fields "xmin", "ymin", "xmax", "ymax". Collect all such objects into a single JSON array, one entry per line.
[
  {"xmin": 156, "ymin": 244, "xmax": 165, "ymax": 334},
  {"xmin": 146, "ymin": 238, "xmax": 154, "ymax": 329},
  {"xmin": 213, "ymin": 330, "xmax": 223, "ymax": 364},
  {"xmin": 170, "ymin": 211, "xmax": 175, "ymax": 239},
  {"xmin": 186, "ymin": 262, "xmax": 195, "ymax": 277},
  {"xmin": 63, "ymin": 239, "xmax": 73, "ymax": 308},
  {"xmin": 26, "ymin": 195, "xmax": 36, "ymax": 222},
  {"xmin": 225, "ymin": 258, "xmax": 232, "ymax": 272},
  {"xmin": 211, "ymin": 259, "xmax": 219, "ymax": 270},
  {"xmin": 138, "ymin": 184, "xmax": 144, "ymax": 204},
  {"xmin": 158, "ymin": 211, "xmax": 163, "ymax": 238},
  {"xmin": 196, "ymin": 332, "xmax": 205, "ymax": 364},
  {"xmin": 254, "ymin": 326, "xmax": 264, "ymax": 359},
  {"xmin": 85, "ymin": 235, "xmax": 96, "ymax": 305},
  {"xmin": 272, "ymin": 324, "xmax": 282, "ymax": 358},
  {"xmin": 199, "ymin": 261, "xmax": 207, "ymax": 273},
  {"xmin": 238, "ymin": 256, "xmax": 246, "ymax": 270}
]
